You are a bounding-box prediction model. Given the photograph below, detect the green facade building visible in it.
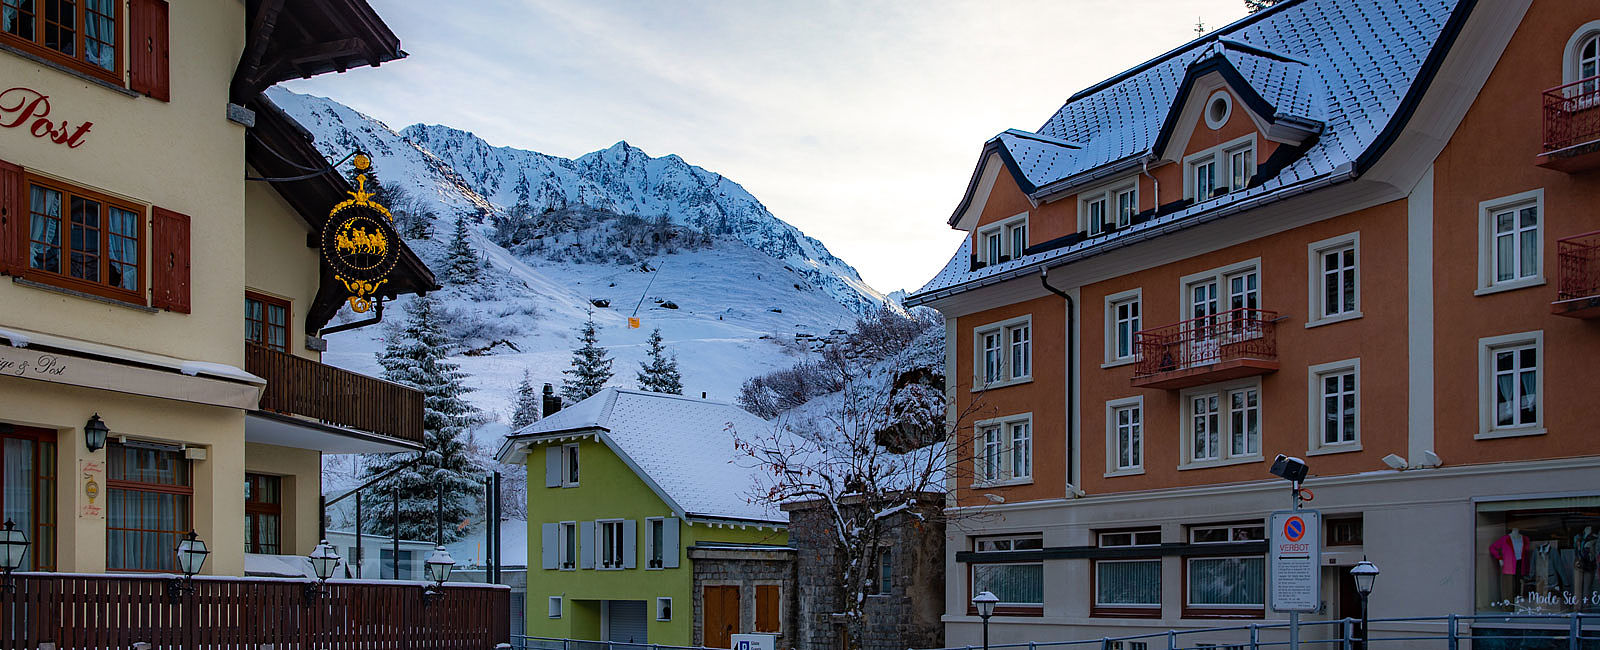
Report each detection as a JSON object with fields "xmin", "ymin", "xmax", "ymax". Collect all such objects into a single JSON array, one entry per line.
[{"xmin": 497, "ymin": 388, "xmax": 792, "ymax": 648}]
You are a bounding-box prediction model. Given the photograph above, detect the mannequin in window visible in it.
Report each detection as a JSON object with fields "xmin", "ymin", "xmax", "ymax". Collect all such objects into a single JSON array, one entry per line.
[
  {"xmin": 1490, "ymin": 528, "xmax": 1531, "ymax": 601},
  {"xmin": 1577, "ymin": 527, "xmax": 1598, "ymax": 609}
]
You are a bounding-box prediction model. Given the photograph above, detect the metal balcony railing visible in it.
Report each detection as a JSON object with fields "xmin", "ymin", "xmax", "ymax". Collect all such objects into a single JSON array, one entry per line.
[
  {"xmin": 1556, "ymin": 230, "xmax": 1600, "ymax": 302},
  {"xmin": 1133, "ymin": 308, "xmax": 1278, "ymax": 388},
  {"xmin": 1542, "ymin": 74, "xmax": 1600, "ymax": 152}
]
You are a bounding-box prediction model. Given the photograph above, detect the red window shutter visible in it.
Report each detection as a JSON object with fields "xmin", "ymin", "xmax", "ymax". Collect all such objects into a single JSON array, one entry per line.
[
  {"xmin": 129, "ymin": 0, "xmax": 171, "ymax": 101},
  {"xmin": 152, "ymin": 207, "xmax": 190, "ymax": 313},
  {"xmin": 0, "ymin": 159, "xmax": 21, "ymax": 275}
]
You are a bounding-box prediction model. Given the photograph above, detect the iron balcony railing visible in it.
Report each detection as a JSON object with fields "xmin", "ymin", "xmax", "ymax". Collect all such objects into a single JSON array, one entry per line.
[
  {"xmin": 1556, "ymin": 230, "xmax": 1600, "ymax": 302},
  {"xmin": 1133, "ymin": 308, "xmax": 1278, "ymax": 382},
  {"xmin": 246, "ymin": 342, "xmax": 424, "ymax": 444},
  {"xmin": 913, "ymin": 613, "xmax": 1597, "ymax": 650},
  {"xmin": 1542, "ymin": 74, "xmax": 1600, "ymax": 151}
]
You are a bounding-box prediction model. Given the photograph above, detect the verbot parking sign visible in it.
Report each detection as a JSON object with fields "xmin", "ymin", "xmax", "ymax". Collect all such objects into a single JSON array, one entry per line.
[{"xmin": 1269, "ymin": 509, "xmax": 1321, "ymax": 612}]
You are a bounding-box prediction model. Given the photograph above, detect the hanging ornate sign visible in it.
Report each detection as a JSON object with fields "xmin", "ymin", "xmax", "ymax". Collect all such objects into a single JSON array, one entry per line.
[{"xmin": 321, "ymin": 154, "xmax": 398, "ymax": 313}]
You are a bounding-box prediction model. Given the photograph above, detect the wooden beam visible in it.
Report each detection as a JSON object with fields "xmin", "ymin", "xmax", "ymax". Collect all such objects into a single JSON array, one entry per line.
[{"xmin": 230, "ymin": 0, "xmax": 286, "ymax": 101}]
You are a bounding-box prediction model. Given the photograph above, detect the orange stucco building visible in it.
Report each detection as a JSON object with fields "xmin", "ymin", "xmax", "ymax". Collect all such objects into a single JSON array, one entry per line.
[{"xmin": 908, "ymin": 1, "xmax": 1600, "ymax": 646}]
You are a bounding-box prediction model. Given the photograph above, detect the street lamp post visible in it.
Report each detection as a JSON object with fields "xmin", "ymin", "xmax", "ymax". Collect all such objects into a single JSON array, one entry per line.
[
  {"xmin": 972, "ymin": 591, "xmax": 998, "ymax": 650},
  {"xmin": 168, "ymin": 531, "xmax": 209, "ymax": 604},
  {"xmin": 305, "ymin": 540, "xmax": 342, "ymax": 602},
  {"xmin": 421, "ymin": 545, "xmax": 455, "ymax": 607},
  {"xmin": 1350, "ymin": 560, "xmax": 1380, "ymax": 650},
  {"xmin": 0, "ymin": 519, "xmax": 29, "ymax": 595}
]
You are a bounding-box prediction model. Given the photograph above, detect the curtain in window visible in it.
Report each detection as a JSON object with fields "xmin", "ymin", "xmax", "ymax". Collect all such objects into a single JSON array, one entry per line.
[
  {"xmin": 973, "ymin": 563, "xmax": 1044, "ymax": 605},
  {"xmin": 1097, "ymin": 559, "xmax": 1160, "ymax": 606},
  {"xmin": 107, "ymin": 206, "xmax": 138, "ymax": 290},
  {"xmin": 30, "ymin": 185, "xmax": 61, "ymax": 273},
  {"xmin": 1188, "ymin": 556, "xmax": 1264, "ymax": 606},
  {"xmin": 82, "ymin": 0, "xmax": 114, "ymax": 70},
  {"xmin": 3, "ymin": 438, "xmax": 35, "ymax": 570}
]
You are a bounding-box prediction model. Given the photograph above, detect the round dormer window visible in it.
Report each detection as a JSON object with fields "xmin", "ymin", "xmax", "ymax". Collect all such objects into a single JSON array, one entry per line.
[{"xmin": 1204, "ymin": 90, "xmax": 1232, "ymax": 130}]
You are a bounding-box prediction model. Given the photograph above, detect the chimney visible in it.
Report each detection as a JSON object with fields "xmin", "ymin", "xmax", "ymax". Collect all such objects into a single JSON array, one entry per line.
[{"xmin": 542, "ymin": 383, "xmax": 562, "ymax": 418}]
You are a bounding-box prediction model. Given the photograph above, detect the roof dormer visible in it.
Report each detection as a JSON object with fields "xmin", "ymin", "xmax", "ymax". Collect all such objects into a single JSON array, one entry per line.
[
  {"xmin": 1152, "ymin": 40, "xmax": 1324, "ymax": 166},
  {"xmin": 948, "ymin": 130, "xmax": 1079, "ymax": 229}
]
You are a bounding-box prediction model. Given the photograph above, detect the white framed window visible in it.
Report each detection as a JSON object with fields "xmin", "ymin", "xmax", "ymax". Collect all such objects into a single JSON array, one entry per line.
[
  {"xmin": 1105, "ymin": 396, "xmax": 1144, "ymax": 476},
  {"xmin": 656, "ymin": 597, "xmax": 672, "ymax": 621},
  {"xmin": 876, "ymin": 547, "xmax": 893, "ymax": 595},
  {"xmin": 1080, "ymin": 179, "xmax": 1138, "ymax": 235},
  {"xmin": 1103, "ymin": 288, "xmax": 1142, "ymax": 366},
  {"xmin": 1307, "ymin": 359, "xmax": 1360, "ymax": 454},
  {"xmin": 561, "ymin": 443, "xmax": 580, "ymax": 487},
  {"xmin": 971, "ymin": 534, "xmax": 1044, "ymax": 608},
  {"xmin": 973, "ymin": 315, "xmax": 1032, "ymax": 389},
  {"xmin": 1478, "ymin": 331, "xmax": 1544, "ymax": 439},
  {"xmin": 975, "ymin": 413, "xmax": 1033, "ymax": 486},
  {"xmin": 1563, "ymin": 22, "xmax": 1600, "ymax": 92},
  {"xmin": 598, "ymin": 520, "xmax": 625, "ymax": 569},
  {"xmin": 1476, "ymin": 189, "xmax": 1544, "ymax": 295},
  {"xmin": 1185, "ymin": 523, "xmax": 1265, "ymax": 613},
  {"xmin": 976, "ymin": 213, "xmax": 1028, "ymax": 266},
  {"xmin": 549, "ymin": 596, "xmax": 563, "ymax": 618},
  {"xmin": 1182, "ymin": 259, "xmax": 1260, "ymax": 321},
  {"xmin": 1093, "ymin": 529, "xmax": 1161, "ymax": 615},
  {"xmin": 1306, "ymin": 232, "xmax": 1361, "ymax": 327},
  {"xmin": 1180, "ymin": 379, "xmax": 1262, "ymax": 468},
  {"xmin": 1185, "ymin": 135, "xmax": 1255, "ymax": 201}
]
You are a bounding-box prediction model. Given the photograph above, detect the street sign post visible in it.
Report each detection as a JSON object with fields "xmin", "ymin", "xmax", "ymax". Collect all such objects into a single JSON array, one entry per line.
[{"xmin": 1270, "ymin": 509, "xmax": 1322, "ymax": 613}]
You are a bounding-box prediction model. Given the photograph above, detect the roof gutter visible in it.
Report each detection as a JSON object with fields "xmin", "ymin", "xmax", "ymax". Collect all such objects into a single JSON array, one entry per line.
[
  {"xmin": 907, "ymin": 164, "xmax": 1358, "ymax": 308},
  {"xmin": 1028, "ymin": 152, "xmax": 1152, "ymax": 203}
]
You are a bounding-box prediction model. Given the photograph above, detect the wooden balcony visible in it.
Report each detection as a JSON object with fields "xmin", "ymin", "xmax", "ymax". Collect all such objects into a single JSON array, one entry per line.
[
  {"xmin": 1, "ymin": 572, "xmax": 508, "ymax": 649},
  {"xmin": 1539, "ymin": 75, "xmax": 1600, "ymax": 172},
  {"xmin": 1132, "ymin": 308, "xmax": 1279, "ymax": 390},
  {"xmin": 1553, "ymin": 230, "xmax": 1600, "ymax": 318},
  {"xmin": 245, "ymin": 343, "xmax": 424, "ymax": 446}
]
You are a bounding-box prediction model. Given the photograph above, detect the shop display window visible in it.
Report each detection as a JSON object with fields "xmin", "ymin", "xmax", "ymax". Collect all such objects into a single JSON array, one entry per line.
[{"xmin": 1475, "ymin": 498, "xmax": 1600, "ymax": 614}]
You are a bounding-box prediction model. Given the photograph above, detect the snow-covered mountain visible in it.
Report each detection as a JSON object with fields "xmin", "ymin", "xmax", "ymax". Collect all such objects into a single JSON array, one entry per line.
[{"xmin": 268, "ymin": 88, "xmax": 892, "ymax": 439}]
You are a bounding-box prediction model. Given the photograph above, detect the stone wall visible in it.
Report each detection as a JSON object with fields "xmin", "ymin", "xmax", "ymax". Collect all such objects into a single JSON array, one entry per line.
[
  {"xmin": 785, "ymin": 500, "xmax": 945, "ymax": 650},
  {"xmin": 689, "ymin": 546, "xmax": 797, "ymax": 649}
]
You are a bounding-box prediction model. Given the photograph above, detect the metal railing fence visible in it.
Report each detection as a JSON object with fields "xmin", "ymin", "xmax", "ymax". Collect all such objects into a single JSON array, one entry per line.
[
  {"xmin": 512, "ymin": 635, "xmax": 723, "ymax": 650},
  {"xmin": 916, "ymin": 613, "xmax": 1598, "ymax": 650}
]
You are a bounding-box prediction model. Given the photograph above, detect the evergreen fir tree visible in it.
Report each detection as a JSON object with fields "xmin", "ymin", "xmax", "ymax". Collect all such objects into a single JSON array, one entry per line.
[
  {"xmin": 445, "ymin": 213, "xmax": 480, "ymax": 284},
  {"xmin": 561, "ymin": 313, "xmax": 613, "ymax": 403},
  {"xmin": 510, "ymin": 370, "xmax": 541, "ymax": 429},
  {"xmin": 361, "ymin": 293, "xmax": 483, "ymax": 543},
  {"xmin": 636, "ymin": 328, "xmax": 683, "ymax": 395}
]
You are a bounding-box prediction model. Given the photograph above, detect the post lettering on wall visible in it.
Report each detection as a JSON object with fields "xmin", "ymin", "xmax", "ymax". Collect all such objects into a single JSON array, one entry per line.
[{"xmin": 0, "ymin": 87, "xmax": 93, "ymax": 149}]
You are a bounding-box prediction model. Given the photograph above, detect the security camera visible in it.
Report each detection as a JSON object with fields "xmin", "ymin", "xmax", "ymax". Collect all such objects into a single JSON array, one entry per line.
[{"xmin": 1268, "ymin": 454, "xmax": 1309, "ymax": 483}]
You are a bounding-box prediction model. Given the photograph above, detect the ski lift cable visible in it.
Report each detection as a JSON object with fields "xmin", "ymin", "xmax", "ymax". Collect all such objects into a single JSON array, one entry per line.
[{"xmin": 630, "ymin": 256, "xmax": 666, "ymax": 319}]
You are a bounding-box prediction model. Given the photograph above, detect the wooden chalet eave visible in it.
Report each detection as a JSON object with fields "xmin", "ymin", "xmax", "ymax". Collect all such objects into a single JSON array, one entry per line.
[
  {"xmin": 230, "ymin": 0, "xmax": 404, "ymax": 103},
  {"xmin": 245, "ymin": 95, "xmax": 440, "ymax": 335}
]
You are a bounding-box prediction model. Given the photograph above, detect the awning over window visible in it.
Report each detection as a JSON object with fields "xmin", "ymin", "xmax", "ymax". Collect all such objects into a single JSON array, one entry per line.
[{"xmin": 0, "ymin": 325, "xmax": 264, "ymax": 410}]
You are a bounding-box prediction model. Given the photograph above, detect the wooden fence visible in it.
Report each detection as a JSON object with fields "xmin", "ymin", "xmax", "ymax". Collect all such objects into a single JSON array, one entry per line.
[
  {"xmin": 0, "ymin": 573, "xmax": 509, "ymax": 649},
  {"xmin": 246, "ymin": 343, "xmax": 425, "ymax": 445}
]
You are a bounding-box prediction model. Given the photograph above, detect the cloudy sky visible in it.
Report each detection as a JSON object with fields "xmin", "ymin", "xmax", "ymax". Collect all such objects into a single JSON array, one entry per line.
[{"xmin": 286, "ymin": 0, "xmax": 1252, "ymax": 293}]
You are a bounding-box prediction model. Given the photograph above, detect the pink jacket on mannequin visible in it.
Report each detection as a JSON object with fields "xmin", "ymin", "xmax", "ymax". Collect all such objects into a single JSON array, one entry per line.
[{"xmin": 1489, "ymin": 534, "xmax": 1532, "ymax": 576}]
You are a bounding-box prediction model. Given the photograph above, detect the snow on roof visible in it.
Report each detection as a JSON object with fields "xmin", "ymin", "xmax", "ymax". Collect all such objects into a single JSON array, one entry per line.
[
  {"xmin": 912, "ymin": 0, "xmax": 1460, "ymax": 302},
  {"xmin": 507, "ymin": 388, "xmax": 784, "ymax": 524}
]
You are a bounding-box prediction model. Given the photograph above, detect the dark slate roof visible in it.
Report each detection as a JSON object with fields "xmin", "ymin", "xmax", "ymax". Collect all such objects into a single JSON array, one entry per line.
[{"xmin": 911, "ymin": 0, "xmax": 1462, "ymax": 304}]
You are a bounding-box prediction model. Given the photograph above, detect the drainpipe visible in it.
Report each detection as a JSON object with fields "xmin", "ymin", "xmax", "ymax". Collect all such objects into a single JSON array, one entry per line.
[
  {"xmin": 1141, "ymin": 158, "xmax": 1160, "ymax": 210},
  {"xmin": 1038, "ymin": 266, "xmax": 1078, "ymax": 492}
]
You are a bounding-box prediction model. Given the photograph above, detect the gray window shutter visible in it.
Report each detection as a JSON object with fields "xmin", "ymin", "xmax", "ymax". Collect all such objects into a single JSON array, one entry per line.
[
  {"xmin": 541, "ymin": 523, "xmax": 558, "ymax": 570},
  {"xmin": 623, "ymin": 519, "xmax": 638, "ymax": 569},
  {"xmin": 580, "ymin": 521, "xmax": 596, "ymax": 569},
  {"xmin": 662, "ymin": 517, "xmax": 680, "ymax": 568},
  {"xmin": 545, "ymin": 447, "xmax": 561, "ymax": 488}
]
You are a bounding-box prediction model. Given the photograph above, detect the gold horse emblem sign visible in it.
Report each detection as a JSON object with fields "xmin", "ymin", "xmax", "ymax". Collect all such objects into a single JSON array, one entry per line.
[{"xmin": 321, "ymin": 154, "xmax": 400, "ymax": 313}]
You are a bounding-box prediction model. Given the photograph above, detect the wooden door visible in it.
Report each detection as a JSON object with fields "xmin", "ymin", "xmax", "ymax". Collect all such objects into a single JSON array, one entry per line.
[{"xmin": 703, "ymin": 585, "xmax": 740, "ymax": 649}]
